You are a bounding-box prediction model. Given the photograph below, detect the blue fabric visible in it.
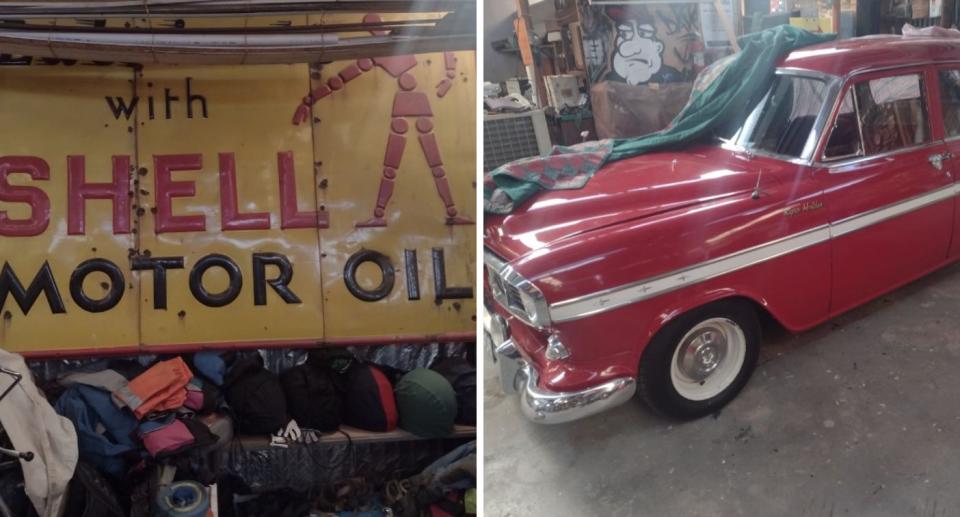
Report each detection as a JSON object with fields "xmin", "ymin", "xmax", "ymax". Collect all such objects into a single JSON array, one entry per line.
[
  {"xmin": 139, "ymin": 413, "xmax": 176, "ymax": 434},
  {"xmin": 421, "ymin": 440, "xmax": 476, "ymax": 492},
  {"xmin": 193, "ymin": 352, "xmax": 225, "ymax": 386},
  {"xmin": 337, "ymin": 502, "xmax": 386, "ymax": 517},
  {"xmin": 55, "ymin": 384, "xmax": 138, "ymax": 478}
]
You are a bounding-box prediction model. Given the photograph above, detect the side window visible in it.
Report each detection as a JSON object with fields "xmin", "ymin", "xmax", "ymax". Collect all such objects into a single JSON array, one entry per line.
[
  {"xmin": 854, "ymin": 73, "xmax": 930, "ymax": 155},
  {"xmin": 824, "ymin": 89, "xmax": 862, "ymax": 160},
  {"xmin": 939, "ymin": 69, "xmax": 960, "ymax": 138}
]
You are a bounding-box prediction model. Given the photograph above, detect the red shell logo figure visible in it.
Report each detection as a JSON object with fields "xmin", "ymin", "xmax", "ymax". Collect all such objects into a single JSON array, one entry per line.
[{"xmin": 292, "ymin": 14, "xmax": 473, "ymax": 228}]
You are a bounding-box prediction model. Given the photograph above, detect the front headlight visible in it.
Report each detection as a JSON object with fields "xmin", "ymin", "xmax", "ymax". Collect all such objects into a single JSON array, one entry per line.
[
  {"xmin": 520, "ymin": 291, "xmax": 539, "ymax": 321},
  {"xmin": 514, "ymin": 280, "xmax": 550, "ymax": 328},
  {"xmin": 484, "ymin": 249, "xmax": 551, "ymax": 329}
]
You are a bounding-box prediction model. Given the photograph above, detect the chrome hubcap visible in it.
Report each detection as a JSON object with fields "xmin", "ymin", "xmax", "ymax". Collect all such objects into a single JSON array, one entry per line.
[
  {"xmin": 678, "ymin": 328, "xmax": 727, "ymax": 381},
  {"xmin": 669, "ymin": 317, "xmax": 747, "ymax": 401}
]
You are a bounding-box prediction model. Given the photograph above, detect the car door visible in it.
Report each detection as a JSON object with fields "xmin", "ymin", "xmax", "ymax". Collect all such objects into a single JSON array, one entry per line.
[
  {"xmin": 933, "ymin": 66, "xmax": 960, "ymax": 258},
  {"xmin": 817, "ymin": 67, "xmax": 954, "ymax": 314}
]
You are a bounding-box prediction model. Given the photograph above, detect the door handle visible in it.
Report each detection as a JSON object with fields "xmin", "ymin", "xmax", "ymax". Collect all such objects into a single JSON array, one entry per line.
[{"xmin": 929, "ymin": 152, "xmax": 951, "ymax": 171}]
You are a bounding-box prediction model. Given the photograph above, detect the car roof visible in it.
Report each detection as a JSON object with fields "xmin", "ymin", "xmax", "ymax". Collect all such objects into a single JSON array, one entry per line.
[{"xmin": 779, "ymin": 35, "xmax": 960, "ymax": 77}]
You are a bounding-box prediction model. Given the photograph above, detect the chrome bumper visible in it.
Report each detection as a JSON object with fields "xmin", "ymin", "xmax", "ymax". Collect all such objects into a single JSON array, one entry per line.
[{"xmin": 492, "ymin": 337, "xmax": 637, "ymax": 424}]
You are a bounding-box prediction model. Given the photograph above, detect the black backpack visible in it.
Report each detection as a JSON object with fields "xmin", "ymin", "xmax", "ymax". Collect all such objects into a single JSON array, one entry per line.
[
  {"xmin": 431, "ymin": 358, "xmax": 476, "ymax": 426},
  {"xmin": 223, "ymin": 357, "xmax": 288, "ymax": 435},
  {"xmin": 63, "ymin": 462, "xmax": 125, "ymax": 517},
  {"xmin": 279, "ymin": 363, "xmax": 342, "ymax": 432}
]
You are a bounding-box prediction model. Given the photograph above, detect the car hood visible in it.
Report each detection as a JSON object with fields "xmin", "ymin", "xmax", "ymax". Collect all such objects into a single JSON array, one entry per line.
[{"xmin": 484, "ymin": 145, "xmax": 778, "ymax": 259}]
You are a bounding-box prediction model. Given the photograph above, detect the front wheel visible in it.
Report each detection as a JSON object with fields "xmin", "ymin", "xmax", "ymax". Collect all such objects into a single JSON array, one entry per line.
[{"xmin": 638, "ymin": 300, "xmax": 760, "ymax": 419}]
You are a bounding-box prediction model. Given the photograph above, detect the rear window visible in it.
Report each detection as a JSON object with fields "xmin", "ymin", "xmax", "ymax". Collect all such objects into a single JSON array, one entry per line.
[{"xmin": 939, "ymin": 69, "xmax": 960, "ymax": 138}]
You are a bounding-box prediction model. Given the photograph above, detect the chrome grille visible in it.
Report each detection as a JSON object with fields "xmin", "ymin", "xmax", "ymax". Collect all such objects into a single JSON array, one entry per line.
[
  {"xmin": 489, "ymin": 270, "xmax": 505, "ymax": 297},
  {"xmin": 504, "ymin": 283, "xmax": 524, "ymax": 311},
  {"xmin": 484, "ymin": 247, "xmax": 549, "ymax": 328}
]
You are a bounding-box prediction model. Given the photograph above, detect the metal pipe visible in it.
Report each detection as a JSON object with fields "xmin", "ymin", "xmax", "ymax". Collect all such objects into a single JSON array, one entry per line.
[
  {"xmin": 0, "ymin": 31, "xmax": 473, "ymax": 63},
  {"xmin": 0, "ymin": 28, "xmax": 341, "ymax": 46},
  {"xmin": 0, "ymin": 19, "xmax": 440, "ymax": 33},
  {"xmin": 0, "ymin": 0, "xmax": 474, "ymax": 17}
]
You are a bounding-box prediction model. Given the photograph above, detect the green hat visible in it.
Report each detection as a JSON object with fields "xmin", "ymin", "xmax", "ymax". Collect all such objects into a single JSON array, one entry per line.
[{"xmin": 395, "ymin": 368, "xmax": 457, "ymax": 438}]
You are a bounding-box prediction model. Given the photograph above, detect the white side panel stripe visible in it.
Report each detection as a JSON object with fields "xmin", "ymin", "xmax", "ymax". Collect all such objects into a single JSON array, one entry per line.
[
  {"xmin": 830, "ymin": 184, "xmax": 956, "ymax": 237},
  {"xmin": 549, "ymin": 184, "xmax": 958, "ymax": 323}
]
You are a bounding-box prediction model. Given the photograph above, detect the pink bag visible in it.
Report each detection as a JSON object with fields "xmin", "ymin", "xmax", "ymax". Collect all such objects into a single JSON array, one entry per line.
[{"xmin": 139, "ymin": 416, "xmax": 195, "ymax": 457}]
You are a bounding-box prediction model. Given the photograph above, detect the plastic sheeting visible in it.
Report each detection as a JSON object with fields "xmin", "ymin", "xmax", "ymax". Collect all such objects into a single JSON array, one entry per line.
[
  {"xmin": 590, "ymin": 81, "xmax": 694, "ymax": 139},
  {"xmin": 28, "ymin": 343, "xmax": 473, "ymax": 382},
  {"xmin": 221, "ymin": 438, "xmax": 473, "ymax": 493}
]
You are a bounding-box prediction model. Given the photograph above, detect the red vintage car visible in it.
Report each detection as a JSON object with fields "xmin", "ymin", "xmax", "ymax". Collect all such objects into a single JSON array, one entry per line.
[{"xmin": 484, "ymin": 35, "xmax": 960, "ymax": 423}]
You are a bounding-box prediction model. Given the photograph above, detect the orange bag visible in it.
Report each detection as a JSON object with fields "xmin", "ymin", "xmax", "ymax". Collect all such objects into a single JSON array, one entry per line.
[{"xmin": 114, "ymin": 357, "xmax": 193, "ymax": 419}]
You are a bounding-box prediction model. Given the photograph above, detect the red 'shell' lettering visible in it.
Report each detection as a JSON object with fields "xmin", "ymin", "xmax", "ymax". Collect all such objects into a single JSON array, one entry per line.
[
  {"xmin": 0, "ymin": 156, "xmax": 50, "ymax": 237},
  {"xmin": 0, "ymin": 152, "xmax": 328, "ymax": 236}
]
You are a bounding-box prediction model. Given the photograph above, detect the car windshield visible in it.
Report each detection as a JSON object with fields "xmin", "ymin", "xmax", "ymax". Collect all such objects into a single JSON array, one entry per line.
[{"xmin": 732, "ymin": 74, "xmax": 829, "ymax": 160}]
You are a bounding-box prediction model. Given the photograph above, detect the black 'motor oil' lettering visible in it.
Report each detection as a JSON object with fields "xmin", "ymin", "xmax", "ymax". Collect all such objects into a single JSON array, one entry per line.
[
  {"xmin": 432, "ymin": 248, "xmax": 472, "ymax": 303},
  {"xmin": 189, "ymin": 254, "xmax": 242, "ymax": 307},
  {"xmin": 404, "ymin": 249, "xmax": 420, "ymax": 301},
  {"xmin": 132, "ymin": 256, "xmax": 185, "ymax": 309},
  {"xmin": 252, "ymin": 253, "xmax": 300, "ymax": 305},
  {"xmin": 70, "ymin": 258, "xmax": 124, "ymax": 313},
  {"xmin": 0, "ymin": 261, "xmax": 66, "ymax": 314},
  {"xmin": 344, "ymin": 250, "xmax": 395, "ymax": 302}
]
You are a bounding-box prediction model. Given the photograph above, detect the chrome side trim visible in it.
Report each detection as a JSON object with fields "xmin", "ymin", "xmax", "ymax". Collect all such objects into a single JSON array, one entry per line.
[
  {"xmin": 817, "ymin": 138, "xmax": 942, "ymax": 170},
  {"xmin": 550, "ymin": 184, "xmax": 958, "ymax": 323},
  {"xmin": 549, "ymin": 224, "xmax": 832, "ymax": 323},
  {"xmin": 830, "ymin": 184, "xmax": 956, "ymax": 237}
]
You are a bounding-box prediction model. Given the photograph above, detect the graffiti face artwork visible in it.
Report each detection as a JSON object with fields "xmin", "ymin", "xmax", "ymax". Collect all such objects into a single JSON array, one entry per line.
[
  {"xmin": 612, "ymin": 20, "xmax": 664, "ymax": 85},
  {"xmin": 580, "ymin": 3, "xmax": 698, "ymax": 85}
]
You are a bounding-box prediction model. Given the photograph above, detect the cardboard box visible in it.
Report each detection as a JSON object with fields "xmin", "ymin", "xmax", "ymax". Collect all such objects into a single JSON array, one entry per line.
[{"xmin": 912, "ymin": 0, "xmax": 930, "ymax": 18}]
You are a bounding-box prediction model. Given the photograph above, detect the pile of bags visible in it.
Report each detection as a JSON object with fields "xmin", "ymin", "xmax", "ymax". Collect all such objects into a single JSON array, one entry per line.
[
  {"xmin": 278, "ymin": 349, "xmax": 476, "ymax": 438},
  {"xmin": 51, "ymin": 348, "xmax": 476, "ymax": 481}
]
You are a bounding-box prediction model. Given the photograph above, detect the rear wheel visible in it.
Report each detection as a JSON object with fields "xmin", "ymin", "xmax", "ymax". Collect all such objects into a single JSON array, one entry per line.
[{"xmin": 638, "ymin": 300, "xmax": 760, "ymax": 419}]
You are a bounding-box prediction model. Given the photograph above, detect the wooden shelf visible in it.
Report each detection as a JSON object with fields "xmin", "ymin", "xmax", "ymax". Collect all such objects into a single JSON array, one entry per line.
[{"xmin": 237, "ymin": 425, "xmax": 475, "ymax": 448}]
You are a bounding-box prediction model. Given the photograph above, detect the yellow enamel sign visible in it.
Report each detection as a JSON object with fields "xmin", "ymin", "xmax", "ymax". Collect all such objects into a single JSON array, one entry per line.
[{"xmin": 0, "ymin": 19, "xmax": 476, "ymax": 356}]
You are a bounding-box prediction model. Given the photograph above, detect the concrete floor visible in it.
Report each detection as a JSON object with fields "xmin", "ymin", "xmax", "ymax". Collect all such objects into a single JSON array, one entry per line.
[{"xmin": 484, "ymin": 261, "xmax": 960, "ymax": 517}]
